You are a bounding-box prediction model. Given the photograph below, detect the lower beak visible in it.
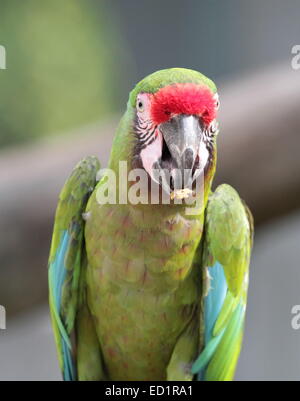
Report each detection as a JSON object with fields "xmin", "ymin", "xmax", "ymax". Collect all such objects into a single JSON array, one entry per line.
[{"xmin": 154, "ymin": 114, "xmax": 203, "ymax": 191}]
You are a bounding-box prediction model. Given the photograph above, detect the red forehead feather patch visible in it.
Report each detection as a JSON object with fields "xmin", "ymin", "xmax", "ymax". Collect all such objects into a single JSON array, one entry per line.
[{"xmin": 150, "ymin": 83, "xmax": 216, "ymax": 126}]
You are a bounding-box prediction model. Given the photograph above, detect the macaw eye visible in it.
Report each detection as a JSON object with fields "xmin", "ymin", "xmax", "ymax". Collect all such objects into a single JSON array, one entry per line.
[
  {"xmin": 137, "ymin": 99, "xmax": 144, "ymax": 112},
  {"xmin": 213, "ymin": 93, "xmax": 220, "ymax": 110}
]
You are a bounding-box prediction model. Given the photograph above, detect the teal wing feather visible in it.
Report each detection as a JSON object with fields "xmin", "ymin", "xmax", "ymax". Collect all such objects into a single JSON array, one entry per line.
[
  {"xmin": 48, "ymin": 156, "xmax": 100, "ymax": 381},
  {"xmin": 192, "ymin": 184, "xmax": 253, "ymax": 381}
]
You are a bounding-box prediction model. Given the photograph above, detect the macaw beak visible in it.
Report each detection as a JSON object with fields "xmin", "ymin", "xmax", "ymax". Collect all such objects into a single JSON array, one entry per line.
[{"xmin": 153, "ymin": 114, "xmax": 204, "ymax": 191}]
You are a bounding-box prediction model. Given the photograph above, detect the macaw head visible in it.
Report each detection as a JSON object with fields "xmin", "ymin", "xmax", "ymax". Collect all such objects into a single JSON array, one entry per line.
[{"xmin": 109, "ymin": 68, "xmax": 219, "ymax": 199}]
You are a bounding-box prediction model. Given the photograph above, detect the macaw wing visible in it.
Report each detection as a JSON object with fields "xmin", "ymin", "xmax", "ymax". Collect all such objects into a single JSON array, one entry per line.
[
  {"xmin": 192, "ymin": 184, "xmax": 253, "ymax": 381},
  {"xmin": 48, "ymin": 156, "xmax": 100, "ymax": 380}
]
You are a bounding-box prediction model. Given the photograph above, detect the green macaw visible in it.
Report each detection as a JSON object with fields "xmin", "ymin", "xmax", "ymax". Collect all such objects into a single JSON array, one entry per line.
[{"xmin": 48, "ymin": 68, "xmax": 253, "ymax": 381}]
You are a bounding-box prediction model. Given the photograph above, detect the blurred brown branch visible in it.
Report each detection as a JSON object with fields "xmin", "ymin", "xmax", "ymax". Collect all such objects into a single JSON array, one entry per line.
[
  {"xmin": 1, "ymin": 64, "xmax": 300, "ymax": 315},
  {"xmin": 215, "ymin": 64, "xmax": 300, "ymax": 223},
  {"xmin": 0, "ymin": 120, "xmax": 115, "ymax": 315}
]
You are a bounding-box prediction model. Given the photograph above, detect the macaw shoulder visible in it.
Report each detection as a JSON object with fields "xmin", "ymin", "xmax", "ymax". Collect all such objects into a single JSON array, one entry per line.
[
  {"xmin": 205, "ymin": 183, "xmax": 253, "ymax": 297},
  {"xmin": 206, "ymin": 183, "xmax": 251, "ymax": 234}
]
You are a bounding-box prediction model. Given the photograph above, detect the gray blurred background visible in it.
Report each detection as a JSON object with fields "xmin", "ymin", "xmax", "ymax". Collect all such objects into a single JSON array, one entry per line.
[{"xmin": 1, "ymin": 0, "xmax": 300, "ymax": 380}]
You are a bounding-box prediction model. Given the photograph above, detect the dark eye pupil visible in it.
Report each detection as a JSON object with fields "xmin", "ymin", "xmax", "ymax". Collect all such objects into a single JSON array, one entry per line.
[{"xmin": 138, "ymin": 102, "xmax": 143, "ymax": 108}]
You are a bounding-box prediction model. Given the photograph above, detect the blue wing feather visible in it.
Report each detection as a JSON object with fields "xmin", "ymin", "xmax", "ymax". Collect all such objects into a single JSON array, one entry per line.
[
  {"xmin": 48, "ymin": 156, "xmax": 100, "ymax": 381},
  {"xmin": 192, "ymin": 261, "xmax": 228, "ymax": 378},
  {"xmin": 204, "ymin": 262, "xmax": 227, "ymax": 345},
  {"xmin": 192, "ymin": 184, "xmax": 252, "ymax": 381},
  {"xmin": 49, "ymin": 230, "xmax": 76, "ymax": 380}
]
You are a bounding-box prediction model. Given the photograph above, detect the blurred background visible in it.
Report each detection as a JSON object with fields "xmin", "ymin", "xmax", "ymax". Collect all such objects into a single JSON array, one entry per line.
[{"xmin": 1, "ymin": 0, "xmax": 300, "ymax": 380}]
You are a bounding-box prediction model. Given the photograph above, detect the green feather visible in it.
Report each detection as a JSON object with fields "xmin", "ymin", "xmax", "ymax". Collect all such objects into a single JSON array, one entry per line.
[
  {"xmin": 213, "ymin": 292, "xmax": 238, "ymax": 336},
  {"xmin": 48, "ymin": 156, "xmax": 100, "ymax": 379},
  {"xmin": 195, "ymin": 184, "xmax": 253, "ymax": 381},
  {"xmin": 129, "ymin": 68, "xmax": 217, "ymax": 107},
  {"xmin": 191, "ymin": 327, "xmax": 226, "ymax": 373}
]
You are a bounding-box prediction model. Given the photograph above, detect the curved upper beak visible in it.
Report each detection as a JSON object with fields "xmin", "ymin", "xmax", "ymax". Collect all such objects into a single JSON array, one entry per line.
[
  {"xmin": 160, "ymin": 114, "xmax": 202, "ymax": 170},
  {"xmin": 155, "ymin": 114, "xmax": 204, "ymax": 190}
]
